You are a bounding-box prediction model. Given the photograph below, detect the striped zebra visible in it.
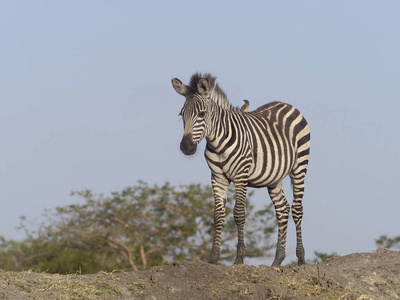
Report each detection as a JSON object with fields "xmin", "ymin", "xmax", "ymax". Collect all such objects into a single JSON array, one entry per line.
[{"xmin": 172, "ymin": 73, "xmax": 310, "ymax": 266}]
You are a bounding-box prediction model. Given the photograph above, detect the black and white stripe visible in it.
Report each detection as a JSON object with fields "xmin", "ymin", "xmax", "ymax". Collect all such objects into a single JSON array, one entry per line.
[{"xmin": 172, "ymin": 73, "xmax": 310, "ymax": 266}]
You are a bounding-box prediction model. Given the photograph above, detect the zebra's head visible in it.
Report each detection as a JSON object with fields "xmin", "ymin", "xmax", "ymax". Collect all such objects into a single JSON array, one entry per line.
[{"xmin": 172, "ymin": 75, "xmax": 212, "ymax": 155}]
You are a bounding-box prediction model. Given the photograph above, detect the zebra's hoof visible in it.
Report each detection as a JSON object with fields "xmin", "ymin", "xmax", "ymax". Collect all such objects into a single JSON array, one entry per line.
[
  {"xmin": 298, "ymin": 259, "xmax": 306, "ymax": 266},
  {"xmin": 209, "ymin": 253, "xmax": 220, "ymax": 264}
]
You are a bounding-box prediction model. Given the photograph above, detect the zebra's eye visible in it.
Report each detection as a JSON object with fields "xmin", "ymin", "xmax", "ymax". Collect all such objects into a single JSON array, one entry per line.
[{"xmin": 198, "ymin": 111, "xmax": 206, "ymax": 118}]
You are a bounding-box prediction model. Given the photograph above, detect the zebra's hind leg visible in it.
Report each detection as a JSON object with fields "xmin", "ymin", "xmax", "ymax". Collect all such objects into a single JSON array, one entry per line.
[
  {"xmin": 233, "ymin": 182, "xmax": 248, "ymax": 264},
  {"xmin": 209, "ymin": 174, "xmax": 230, "ymax": 264},
  {"xmin": 290, "ymin": 169, "xmax": 307, "ymax": 266},
  {"xmin": 268, "ymin": 181, "xmax": 290, "ymax": 267}
]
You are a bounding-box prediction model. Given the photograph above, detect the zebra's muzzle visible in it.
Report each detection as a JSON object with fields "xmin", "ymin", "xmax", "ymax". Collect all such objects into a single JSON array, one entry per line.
[{"xmin": 180, "ymin": 134, "xmax": 197, "ymax": 155}]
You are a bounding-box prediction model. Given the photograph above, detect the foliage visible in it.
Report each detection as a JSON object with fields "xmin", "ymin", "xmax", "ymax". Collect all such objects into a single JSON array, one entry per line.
[
  {"xmin": 312, "ymin": 251, "xmax": 335, "ymax": 263},
  {"xmin": 0, "ymin": 182, "xmax": 276, "ymax": 273},
  {"xmin": 375, "ymin": 235, "xmax": 400, "ymax": 249},
  {"xmin": 293, "ymin": 251, "xmax": 335, "ymax": 265}
]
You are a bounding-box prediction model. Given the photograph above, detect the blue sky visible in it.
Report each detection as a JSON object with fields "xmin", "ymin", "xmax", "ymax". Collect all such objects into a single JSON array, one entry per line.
[{"xmin": 1, "ymin": 1, "xmax": 399, "ymax": 264}]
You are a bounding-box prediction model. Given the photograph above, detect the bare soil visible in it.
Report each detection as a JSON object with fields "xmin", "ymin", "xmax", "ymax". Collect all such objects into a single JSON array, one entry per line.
[{"xmin": 1, "ymin": 248, "xmax": 399, "ymax": 299}]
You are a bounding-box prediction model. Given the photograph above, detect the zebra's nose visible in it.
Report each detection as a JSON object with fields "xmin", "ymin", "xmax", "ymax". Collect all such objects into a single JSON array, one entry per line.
[{"xmin": 180, "ymin": 134, "xmax": 197, "ymax": 155}]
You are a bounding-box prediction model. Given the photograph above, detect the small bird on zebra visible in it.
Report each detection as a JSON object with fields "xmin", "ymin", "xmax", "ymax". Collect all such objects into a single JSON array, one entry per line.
[
  {"xmin": 240, "ymin": 99, "xmax": 250, "ymax": 112},
  {"xmin": 172, "ymin": 73, "xmax": 310, "ymax": 266}
]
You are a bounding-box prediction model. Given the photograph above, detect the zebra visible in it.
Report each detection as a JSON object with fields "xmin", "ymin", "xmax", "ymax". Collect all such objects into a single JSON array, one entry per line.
[{"xmin": 172, "ymin": 73, "xmax": 310, "ymax": 266}]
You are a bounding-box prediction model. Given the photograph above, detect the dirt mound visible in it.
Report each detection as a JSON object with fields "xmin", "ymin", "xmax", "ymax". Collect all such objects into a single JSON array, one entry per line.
[{"xmin": 1, "ymin": 248, "xmax": 399, "ymax": 299}]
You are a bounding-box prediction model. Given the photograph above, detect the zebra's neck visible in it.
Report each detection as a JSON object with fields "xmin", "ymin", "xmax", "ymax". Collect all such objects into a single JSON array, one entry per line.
[
  {"xmin": 208, "ymin": 88, "xmax": 233, "ymax": 111},
  {"xmin": 206, "ymin": 102, "xmax": 239, "ymax": 147}
]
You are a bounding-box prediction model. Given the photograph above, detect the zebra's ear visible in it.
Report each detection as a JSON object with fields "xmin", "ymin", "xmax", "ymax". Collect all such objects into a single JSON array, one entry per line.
[
  {"xmin": 197, "ymin": 76, "xmax": 211, "ymax": 96},
  {"xmin": 172, "ymin": 78, "xmax": 188, "ymax": 96}
]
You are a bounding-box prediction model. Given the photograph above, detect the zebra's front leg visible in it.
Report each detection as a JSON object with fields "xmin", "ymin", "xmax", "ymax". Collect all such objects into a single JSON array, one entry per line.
[
  {"xmin": 268, "ymin": 182, "xmax": 290, "ymax": 267},
  {"xmin": 209, "ymin": 175, "xmax": 229, "ymax": 264},
  {"xmin": 233, "ymin": 182, "xmax": 248, "ymax": 264}
]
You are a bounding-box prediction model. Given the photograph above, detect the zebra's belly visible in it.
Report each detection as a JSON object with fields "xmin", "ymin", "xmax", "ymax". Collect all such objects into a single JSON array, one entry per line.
[
  {"xmin": 246, "ymin": 169, "xmax": 290, "ymax": 188},
  {"xmin": 206, "ymin": 152, "xmax": 293, "ymax": 188},
  {"xmin": 247, "ymin": 173, "xmax": 289, "ymax": 188}
]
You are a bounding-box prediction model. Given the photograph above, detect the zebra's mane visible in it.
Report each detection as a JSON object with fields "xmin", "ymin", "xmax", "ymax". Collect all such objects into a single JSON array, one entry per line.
[{"xmin": 189, "ymin": 73, "xmax": 234, "ymax": 111}]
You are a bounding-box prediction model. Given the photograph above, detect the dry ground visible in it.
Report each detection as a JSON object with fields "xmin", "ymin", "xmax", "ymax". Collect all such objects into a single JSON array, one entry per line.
[{"xmin": 1, "ymin": 248, "xmax": 399, "ymax": 299}]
